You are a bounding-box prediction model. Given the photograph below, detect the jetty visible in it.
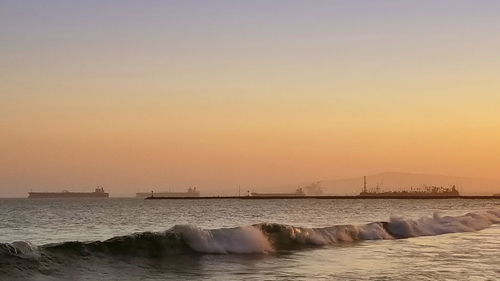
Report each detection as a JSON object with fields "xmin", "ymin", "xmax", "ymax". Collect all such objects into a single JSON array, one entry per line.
[
  {"xmin": 145, "ymin": 195, "xmax": 500, "ymax": 200},
  {"xmin": 145, "ymin": 178, "xmax": 500, "ymax": 199}
]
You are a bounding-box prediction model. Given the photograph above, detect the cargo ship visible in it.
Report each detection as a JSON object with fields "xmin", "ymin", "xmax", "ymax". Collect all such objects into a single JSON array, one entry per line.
[
  {"xmin": 358, "ymin": 176, "xmax": 460, "ymax": 198},
  {"xmin": 138, "ymin": 187, "xmax": 200, "ymax": 198},
  {"xmin": 28, "ymin": 187, "xmax": 109, "ymax": 198},
  {"xmin": 250, "ymin": 188, "xmax": 306, "ymax": 197}
]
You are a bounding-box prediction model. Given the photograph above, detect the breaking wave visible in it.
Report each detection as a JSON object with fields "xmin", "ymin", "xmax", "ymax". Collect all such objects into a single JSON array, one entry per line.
[
  {"xmin": 1, "ymin": 208, "xmax": 499, "ymax": 261},
  {"xmin": 0, "ymin": 241, "xmax": 40, "ymax": 260}
]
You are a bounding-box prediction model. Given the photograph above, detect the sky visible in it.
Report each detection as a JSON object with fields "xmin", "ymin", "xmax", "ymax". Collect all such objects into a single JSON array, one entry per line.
[{"xmin": 1, "ymin": 0, "xmax": 500, "ymax": 197}]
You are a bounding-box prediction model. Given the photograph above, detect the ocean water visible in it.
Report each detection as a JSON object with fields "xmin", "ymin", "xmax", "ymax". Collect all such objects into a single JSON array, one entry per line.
[{"xmin": 1, "ymin": 198, "xmax": 499, "ymax": 281}]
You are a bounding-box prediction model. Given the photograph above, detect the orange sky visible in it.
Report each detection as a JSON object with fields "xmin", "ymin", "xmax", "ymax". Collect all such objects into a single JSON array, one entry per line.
[{"xmin": 1, "ymin": 1, "xmax": 500, "ymax": 196}]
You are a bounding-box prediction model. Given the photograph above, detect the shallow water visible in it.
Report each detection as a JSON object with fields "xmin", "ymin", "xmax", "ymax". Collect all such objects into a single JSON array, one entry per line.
[{"xmin": 1, "ymin": 198, "xmax": 499, "ymax": 280}]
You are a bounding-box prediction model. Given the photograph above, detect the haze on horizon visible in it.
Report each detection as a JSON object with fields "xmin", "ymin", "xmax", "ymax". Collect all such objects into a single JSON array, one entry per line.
[{"xmin": 1, "ymin": 1, "xmax": 500, "ymax": 197}]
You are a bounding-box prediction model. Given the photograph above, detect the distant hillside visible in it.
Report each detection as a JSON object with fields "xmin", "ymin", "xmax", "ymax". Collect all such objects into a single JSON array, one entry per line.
[{"xmin": 317, "ymin": 172, "xmax": 500, "ymax": 196}]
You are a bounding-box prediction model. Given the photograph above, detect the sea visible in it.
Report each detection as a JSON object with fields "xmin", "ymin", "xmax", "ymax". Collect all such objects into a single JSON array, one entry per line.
[{"xmin": 1, "ymin": 198, "xmax": 499, "ymax": 281}]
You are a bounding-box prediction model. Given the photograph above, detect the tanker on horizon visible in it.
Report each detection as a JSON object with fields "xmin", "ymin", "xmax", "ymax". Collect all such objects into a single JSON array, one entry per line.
[
  {"xmin": 28, "ymin": 187, "xmax": 109, "ymax": 198},
  {"xmin": 250, "ymin": 188, "xmax": 306, "ymax": 197},
  {"xmin": 137, "ymin": 187, "xmax": 200, "ymax": 198}
]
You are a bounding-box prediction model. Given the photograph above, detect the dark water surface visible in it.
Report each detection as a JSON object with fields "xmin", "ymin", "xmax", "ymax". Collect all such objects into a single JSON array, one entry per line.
[{"xmin": 1, "ymin": 198, "xmax": 499, "ymax": 280}]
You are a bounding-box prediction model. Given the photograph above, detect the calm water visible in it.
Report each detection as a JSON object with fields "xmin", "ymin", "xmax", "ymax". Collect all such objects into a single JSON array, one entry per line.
[{"xmin": 1, "ymin": 198, "xmax": 499, "ymax": 280}]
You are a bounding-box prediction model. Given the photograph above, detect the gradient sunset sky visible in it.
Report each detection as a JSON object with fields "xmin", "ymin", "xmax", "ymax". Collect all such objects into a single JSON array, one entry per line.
[{"xmin": 1, "ymin": 1, "xmax": 500, "ymax": 196}]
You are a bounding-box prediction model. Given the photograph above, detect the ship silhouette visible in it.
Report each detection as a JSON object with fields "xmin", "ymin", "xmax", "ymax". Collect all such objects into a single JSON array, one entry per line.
[
  {"xmin": 28, "ymin": 187, "xmax": 109, "ymax": 198},
  {"xmin": 358, "ymin": 176, "xmax": 460, "ymax": 198}
]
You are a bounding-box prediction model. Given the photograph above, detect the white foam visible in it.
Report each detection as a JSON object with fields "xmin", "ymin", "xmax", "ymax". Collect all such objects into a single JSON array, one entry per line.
[
  {"xmin": 173, "ymin": 225, "xmax": 273, "ymax": 254},
  {"xmin": 386, "ymin": 208, "xmax": 500, "ymax": 238},
  {"xmin": 0, "ymin": 241, "xmax": 40, "ymax": 259}
]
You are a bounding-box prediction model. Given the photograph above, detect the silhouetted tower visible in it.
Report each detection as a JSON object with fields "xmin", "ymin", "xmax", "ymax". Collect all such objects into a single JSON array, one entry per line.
[{"xmin": 363, "ymin": 176, "xmax": 367, "ymax": 193}]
